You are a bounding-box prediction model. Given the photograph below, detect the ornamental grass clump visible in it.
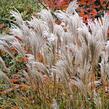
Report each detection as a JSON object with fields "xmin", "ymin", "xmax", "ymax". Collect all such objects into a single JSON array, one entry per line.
[{"xmin": 0, "ymin": 0, "xmax": 109, "ymax": 108}]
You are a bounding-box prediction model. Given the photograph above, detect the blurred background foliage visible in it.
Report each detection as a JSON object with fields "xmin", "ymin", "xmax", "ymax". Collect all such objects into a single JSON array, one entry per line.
[{"xmin": 0, "ymin": 0, "xmax": 41, "ymax": 34}]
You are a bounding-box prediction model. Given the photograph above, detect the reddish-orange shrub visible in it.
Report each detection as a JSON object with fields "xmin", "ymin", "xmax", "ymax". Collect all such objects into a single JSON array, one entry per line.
[{"xmin": 43, "ymin": 0, "xmax": 109, "ymax": 22}]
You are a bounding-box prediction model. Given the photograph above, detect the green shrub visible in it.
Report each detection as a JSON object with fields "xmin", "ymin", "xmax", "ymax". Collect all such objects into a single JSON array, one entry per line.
[{"xmin": 0, "ymin": 0, "xmax": 40, "ymax": 33}]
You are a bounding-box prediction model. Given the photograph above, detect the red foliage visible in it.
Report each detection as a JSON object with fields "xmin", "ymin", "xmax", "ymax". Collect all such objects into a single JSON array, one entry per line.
[
  {"xmin": 36, "ymin": 52, "xmax": 44, "ymax": 63},
  {"xmin": 0, "ymin": 84, "xmax": 30, "ymax": 94},
  {"xmin": 55, "ymin": 0, "xmax": 70, "ymax": 9},
  {"xmin": 21, "ymin": 57, "xmax": 28, "ymax": 63},
  {"xmin": 44, "ymin": 0, "xmax": 55, "ymax": 9},
  {"xmin": 0, "ymin": 23, "xmax": 5, "ymax": 29},
  {"xmin": 43, "ymin": 0, "xmax": 109, "ymax": 22},
  {"xmin": 44, "ymin": 0, "xmax": 71, "ymax": 9},
  {"xmin": 16, "ymin": 56, "xmax": 28, "ymax": 63}
]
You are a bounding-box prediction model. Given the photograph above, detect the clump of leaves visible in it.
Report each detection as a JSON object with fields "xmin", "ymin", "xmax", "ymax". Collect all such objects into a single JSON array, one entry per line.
[
  {"xmin": 43, "ymin": 0, "xmax": 109, "ymax": 22},
  {"xmin": 0, "ymin": 0, "xmax": 39, "ymax": 34}
]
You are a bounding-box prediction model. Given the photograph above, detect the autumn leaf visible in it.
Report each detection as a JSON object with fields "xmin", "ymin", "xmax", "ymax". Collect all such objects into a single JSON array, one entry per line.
[
  {"xmin": 10, "ymin": 47, "xmax": 17, "ymax": 53},
  {"xmin": 36, "ymin": 52, "xmax": 44, "ymax": 63},
  {"xmin": 0, "ymin": 23, "xmax": 5, "ymax": 29},
  {"xmin": 100, "ymin": 0, "xmax": 105, "ymax": 3},
  {"xmin": 91, "ymin": 9, "xmax": 97, "ymax": 16},
  {"xmin": 11, "ymin": 106, "xmax": 19, "ymax": 109},
  {"xmin": 16, "ymin": 54, "xmax": 28, "ymax": 63},
  {"xmin": 44, "ymin": 0, "xmax": 55, "ymax": 9},
  {"xmin": 79, "ymin": 0, "xmax": 86, "ymax": 5},
  {"xmin": 55, "ymin": 0, "xmax": 70, "ymax": 9},
  {"xmin": 20, "ymin": 84, "xmax": 30, "ymax": 91},
  {"xmin": 22, "ymin": 56, "xmax": 28, "ymax": 62},
  {"xmin": 83, "ymin": 14, "xmax": 89, "ymax": 23},
  {"xmin": 10, "ymin": 79, "xmax": 19, "ymax": 84}
]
